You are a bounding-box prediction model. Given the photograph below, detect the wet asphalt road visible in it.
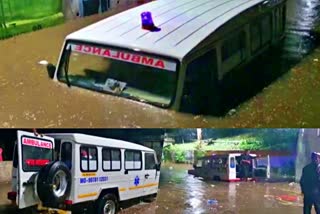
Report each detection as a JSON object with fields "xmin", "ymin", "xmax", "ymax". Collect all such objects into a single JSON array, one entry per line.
[{"xmin": 155, "ymin": 164, "xmax": 308, "ymax": 214}]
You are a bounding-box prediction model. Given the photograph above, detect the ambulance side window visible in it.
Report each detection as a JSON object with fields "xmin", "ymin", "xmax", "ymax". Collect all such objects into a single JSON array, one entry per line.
[
  {"xmin": 80, "ymin": 146, "xmax": 98, "ymax": 172},
  {"xmin": 102, "ymin": 148, "xmax": 121, "ymax": 171},
  {"xmin": 145, "ymin": 153, "xmax": 156, "ymax": 170},
  {"xmin": 125, "ymin": 150, "xmax": 142, "ymax": 170}
]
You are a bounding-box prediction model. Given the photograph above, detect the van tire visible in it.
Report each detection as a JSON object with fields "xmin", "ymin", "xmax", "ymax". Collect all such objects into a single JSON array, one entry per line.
[
  {"xmin": 97, "ymin": 193, "xmax": 118, "ymax": 214},
  {"xmin": 143, "ymin": 193, "xmax": 157, "ymax": 202},
  {"xmin": 36, "ymin": 161, "xmax": 71, "ymax": 206}
]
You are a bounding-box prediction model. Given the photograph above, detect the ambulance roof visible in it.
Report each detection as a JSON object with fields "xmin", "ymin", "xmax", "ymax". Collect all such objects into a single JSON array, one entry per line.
[
  {"xmin": 46, "ymin": 133, "xmax": 154, "ymax": 152},
  {"xmin": 66, "ymin": 0, "xmax": 266, "ymax": 60}
]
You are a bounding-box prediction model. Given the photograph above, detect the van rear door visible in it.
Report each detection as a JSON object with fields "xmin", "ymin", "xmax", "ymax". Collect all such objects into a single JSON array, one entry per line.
[
  {"xmin": 253, "ymin": 155, "xmax": 271, "ymax": 179},
  {"xmin": 17, "ymin": 130, "xmax": 55, "ymax": 209}
]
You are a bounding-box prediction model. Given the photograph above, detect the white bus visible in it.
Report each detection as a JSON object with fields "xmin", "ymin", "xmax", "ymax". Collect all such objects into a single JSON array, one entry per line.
[
  {"xmin": 46, "ymin": 0, "xmax": 286, "ymax": 115},
  {"xmin": 7, "ymin": 131, "xmax": 160, "ymax": 214},
  {"xmin": 190, "ymin": 153, "xmax": 270, "ymax": 181}
]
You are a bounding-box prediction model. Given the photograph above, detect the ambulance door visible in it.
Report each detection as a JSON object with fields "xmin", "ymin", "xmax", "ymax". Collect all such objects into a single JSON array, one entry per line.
[
  {"xmin": 124, "ymin": 150, "xmax": 144, "ymax": 199},
  {"xmin": 17, "ymin": 130, "xmax": 55, "ymax": 209},
  {"xmin": 228, "ymin": 155, "xmax": 237, "ymax": 180},
  {"xmin": 253, "ymin": 155, "xmax": 271, "ymax": 179},
  {"xmin": 143, "ymin": 152, "xmax": 159, "ymax": 196}
]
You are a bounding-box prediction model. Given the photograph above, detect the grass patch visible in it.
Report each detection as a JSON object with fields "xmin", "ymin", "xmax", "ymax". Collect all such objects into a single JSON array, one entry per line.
[{"xmin": 0, "ymin": 12, "xmax": 64, "ymax": 40}]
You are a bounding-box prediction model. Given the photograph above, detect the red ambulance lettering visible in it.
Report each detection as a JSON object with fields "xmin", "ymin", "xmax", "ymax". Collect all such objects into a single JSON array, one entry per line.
[
  {"xmin": 141, "ymin": 57, "xmax": 154, "ymax": 66},
  {"xmin": 92, "ymin": 47, "xmax": 102, "ymax": 55},
  {"xmin": 131, "ymin": 55, "xmax": 141, "ymax": 63},
  {"xmin": 83, "ymin": 46, "xmax": 92, "ymax": 53},
  {"xmin": 75, "ymin": 45, "xmax": 83, "ymax": 52},
  {"xmin": 155, "ymin": 60, "xmax": 165, "ymax": 69},
  {"xmin": 121, "ymin": 52, "xmax": 131, "ymax": 60},
  {"xmin": 103, "ymin": 49, "xmax": 111, "ymax": 57}
]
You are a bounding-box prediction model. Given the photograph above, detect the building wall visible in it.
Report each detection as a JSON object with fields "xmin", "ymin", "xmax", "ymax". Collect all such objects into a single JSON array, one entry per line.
[
  {"xmin": 0, "ymin": 161, "xmax": 12, "ymax": 183},
  {"xmin": 295, "ymin": 129, "xmax": 320, "ymax": 181}
]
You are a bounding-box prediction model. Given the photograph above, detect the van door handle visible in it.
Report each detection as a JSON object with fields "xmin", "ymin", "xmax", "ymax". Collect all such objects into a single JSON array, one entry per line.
[{"xmin": 145, "ymin": 174, "xmax": 150, "ymax": 178}]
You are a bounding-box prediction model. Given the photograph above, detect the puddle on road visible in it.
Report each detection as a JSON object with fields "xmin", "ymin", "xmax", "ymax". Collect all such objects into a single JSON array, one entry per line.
[{"xmin": 156, "ymin": 164, "xmax": 304, "ymax": 214}]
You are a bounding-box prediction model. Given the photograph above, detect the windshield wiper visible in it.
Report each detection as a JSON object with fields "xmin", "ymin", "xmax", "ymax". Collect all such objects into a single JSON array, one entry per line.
[{"xmin": 64, "ymin": 47, "xmax": 71, "ymax": 87}]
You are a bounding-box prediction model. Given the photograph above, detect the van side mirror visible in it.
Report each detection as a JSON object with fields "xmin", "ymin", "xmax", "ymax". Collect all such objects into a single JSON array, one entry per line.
[
  {"xmin": 46, "ymin": 63, "xmax": 56, "ymax": 79},
  {"xmin": 124, "ymin": 169, "xmax": 128, "ymax": 174}
]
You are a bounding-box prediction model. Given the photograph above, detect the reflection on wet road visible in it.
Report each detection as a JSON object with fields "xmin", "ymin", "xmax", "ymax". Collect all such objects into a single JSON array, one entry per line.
[{"xmin": 156, "ymin": 164, "xmax": 306, "ymax": 214}]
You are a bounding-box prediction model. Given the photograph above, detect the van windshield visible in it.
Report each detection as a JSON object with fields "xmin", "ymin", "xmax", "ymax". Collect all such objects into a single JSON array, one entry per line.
[{"xmin": 57, "ymin": 43, "xmax": 178, "ymax": 107}]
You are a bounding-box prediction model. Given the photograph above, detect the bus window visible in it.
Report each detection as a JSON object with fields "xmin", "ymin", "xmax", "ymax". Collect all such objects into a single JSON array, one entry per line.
[
  {"xmin": 102, "ymin": 148, "xmax": 121, "ymax": 171},
  {"xmin": 181, "ymin": 49, "xmax": 217, "ymax": 114},
  {"xmin": 125, "ymin": 150, "xmax": 142, "ymax": 170},
  {"xmin": 145, "ymin": 153, "xmax": 156, "ymax": 170},
  {"xmin": 80, "ymin": 146, "xmax": 98, "ymax": 172},
  {"xmin": 221, "ymin": 31, "xmax": 246, "ymax": 73},
  {"xmin": 61, "ymin": 142, "xmax": 72, "ymax": 169}
]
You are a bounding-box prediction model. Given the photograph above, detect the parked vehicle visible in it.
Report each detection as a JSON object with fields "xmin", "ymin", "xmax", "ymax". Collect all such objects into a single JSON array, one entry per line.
[
  {"xmin": 46, "ymin": 0, "xmax": 286, "ymax": 115},
  {"xmin": 189, "ymin": 153, "xmax": 270, "ymax": 181},
  {"xmin": 7, "ymin": 130, "xmax": 160, "ymax": 214}
]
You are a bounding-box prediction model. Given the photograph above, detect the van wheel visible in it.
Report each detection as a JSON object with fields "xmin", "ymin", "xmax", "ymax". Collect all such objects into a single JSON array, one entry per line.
[
  {"xmin": 37, "ymin": 161, "xmax": 71, "ymax": 206},
  {"xmin": 143, "ymin": 193, "xmax": 157, "ymax": 202},
  {"xmin": 97, "ymin": 194, "xmax": 118, "ymax": 214}
]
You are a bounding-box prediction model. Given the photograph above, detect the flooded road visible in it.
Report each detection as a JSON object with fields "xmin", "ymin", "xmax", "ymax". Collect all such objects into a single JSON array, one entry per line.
[
  {"xmin": 0, "ymin": 0, "xmax": 319, "ymax": 128},
  {"xmin": 156, "ymin": 164, "xmax": 306, "ymax": 214},
  {"xmin": 0, "ymin": 181, "xmax": 157, "ymax": 214}
]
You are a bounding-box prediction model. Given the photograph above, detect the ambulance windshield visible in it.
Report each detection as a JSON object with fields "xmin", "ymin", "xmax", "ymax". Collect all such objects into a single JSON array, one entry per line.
[{"xmin": 58, "ymin": 43, "xmax": 178, "ymax": 107}]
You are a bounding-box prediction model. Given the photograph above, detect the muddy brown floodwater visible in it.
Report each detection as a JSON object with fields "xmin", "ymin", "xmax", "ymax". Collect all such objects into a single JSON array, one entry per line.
[
  {"xmin": 0, "ymin": 0, "xmax": 319, "ymax": 128},
  {"xmin": 155, "ymin": 164, "xmax": 312, "ymax": 214}
]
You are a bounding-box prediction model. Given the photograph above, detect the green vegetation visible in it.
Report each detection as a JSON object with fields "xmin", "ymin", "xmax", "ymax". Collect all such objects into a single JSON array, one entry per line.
[
  {"xmin": 163, "ymin": 129, "xmax": 298, "ymax": 163},
  {"xmin": 0, "ymin": 0, "xmax": 63, "ymax": 39}
]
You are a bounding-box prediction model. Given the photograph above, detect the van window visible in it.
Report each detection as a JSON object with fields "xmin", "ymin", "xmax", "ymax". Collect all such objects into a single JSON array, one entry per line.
[
  {"xmin": 102, "ymin": 148, "xmax": 121, "ymax": 171},
  {"xmin": 125, "ymin": 150, "xmax": 142, "ymax": 170},
  {"xmin": 180, "ymin": 49, "xmax": 217, "ymax": 114},
  {"xmin": 145, "ymin": 153, "xmax": 156, "ymax": 170},
  {"xmin": 61, "ymin": 142, "xmax": 72, "ymax": 169},
  {"xmin": 221, "ymin": 31, "xmax": 246, "ymax": 73},
  {"xmin": 80, "ymin": 146, "xmax": 98, "ymax": 172}
]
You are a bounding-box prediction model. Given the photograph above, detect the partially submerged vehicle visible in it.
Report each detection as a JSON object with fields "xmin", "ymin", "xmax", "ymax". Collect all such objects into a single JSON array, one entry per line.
[
  {"xmin": 46, "ymin": 0, "xmax": 286, "ymax": 115},
  {"xmin": 7, "ymin": 131, "xmax": 160, "ymax": 214},
  {"xmin": 189, "ymin": 153, "xmax": 270, "ymax": 181}
]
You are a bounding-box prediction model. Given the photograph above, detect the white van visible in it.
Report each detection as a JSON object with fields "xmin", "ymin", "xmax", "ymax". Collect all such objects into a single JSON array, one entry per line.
[
  {"xmin": 189, "ymin": 153, "xmax": 270, "ymax": 181},
  {"xmin": 46, "ymin": 0, "xmax": 286, "ymax": 115},
  {"xmin": 7, "ymin": 131, "xmax": 160, "ymax": 214}
]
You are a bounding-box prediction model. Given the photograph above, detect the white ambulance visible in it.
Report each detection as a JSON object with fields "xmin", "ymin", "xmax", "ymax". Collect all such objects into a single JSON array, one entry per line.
[
  {"xmin": 45, "ymin": 0, "xmax": 286, "ymax": 115},
  {"xmin": 7, "ymin": 131, "xmax": 160, "ymax": 214},
  {"xmin": 190, "ymin": 153, "xmax": 270, "ymax": 181}
]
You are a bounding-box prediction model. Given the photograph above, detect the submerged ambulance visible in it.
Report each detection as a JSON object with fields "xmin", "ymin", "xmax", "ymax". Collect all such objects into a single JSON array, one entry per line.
[
  {"xmin": 7, "ymin": 131, "xmax": 160, "ymax": 214},
  {"xmin": 46, "ymin": 0, "xmax": 286, "ymax": 115}
]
